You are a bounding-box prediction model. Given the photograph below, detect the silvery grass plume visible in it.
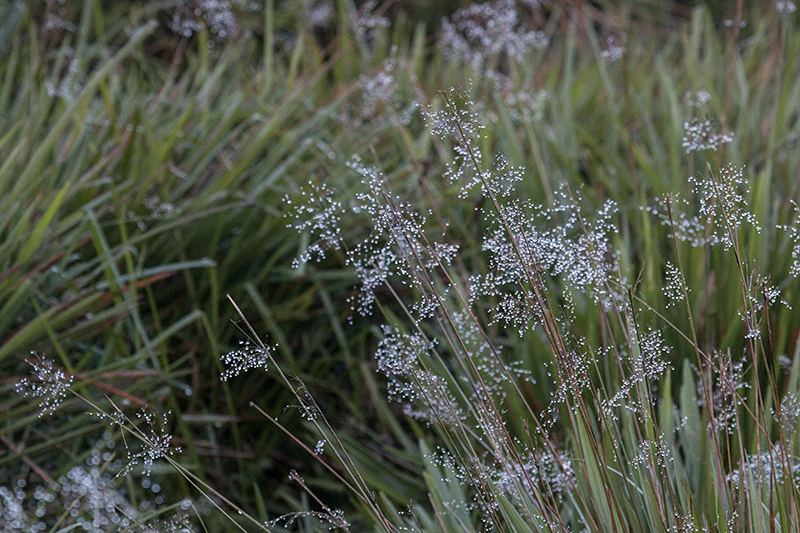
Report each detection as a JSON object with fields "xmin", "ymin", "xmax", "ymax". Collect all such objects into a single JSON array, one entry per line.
[
  {"xmin": 682, "ymin": 117, "xmax": 734, "ymax": 153},
  {"xmin": 647, "ymin": 164, "xmax": 758, "ymax": 250},
  {"xmin": 440, "ymin": 0, "xmax": 549, "ymax": 71},
  {"xmin": 284, "ymin": 87, "xmax": 636, "ymax": 529},
  {"xmin": 280, "ymin": 84, "xmax": 800, "ymax": 531},
  {"xmin": 15, "ymin": 354, "xmax": 73, "ymax": 417}
]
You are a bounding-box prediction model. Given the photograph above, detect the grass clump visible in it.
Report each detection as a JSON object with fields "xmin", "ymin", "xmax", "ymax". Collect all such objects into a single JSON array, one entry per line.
[
  {"xmin": 269, "ymin": 83, "xmax": 800, "ymax": 531},
  {"xmin": 4, "ymin": 0, "xmax": 800, "ymax": 531}
]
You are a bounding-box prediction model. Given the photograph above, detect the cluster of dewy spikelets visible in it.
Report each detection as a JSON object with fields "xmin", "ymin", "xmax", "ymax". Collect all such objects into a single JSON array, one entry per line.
[
  {"xmin": 45, "ymin": 58, "xmax": 84, "ymax": 102},
  {"xmin": 663, "ymin": 261, "xmax": 690, "ymax": 308},
  {"xmin": 352, "ymin": 0, "xmax": 389, "ymax": 36},
  {"xmin": 629, "ymin": 433, "xmax": 674, "ymax": 471},
  {"xmin": 503, "ymin": 86, "xmax": 549, "ymax": 123},
  {"xmin": 685, "ymin": 89, "xmax": 712, "ymax": 107},
  {"xmin": 290, "ymin": 89, "xmax": 486, "ymax": 321},
  {"xmin": 601, "ymin": 35, "xmax": 625, "ymax": 63},
  {"xmin": 601, "ymin": 328, "xmax": 672, "ymax": 420},
  {"xmin": 460, "ymin": 154, "xmax": 525, "ymax": 199},
  {"xmin": 667, "ymin": 514, "xmax": 705, "ymax": 533},
  {"xmin": 726, "ymin": 443, "xmax": 800, "ymax": 489},
  {"xmin": 266, "ymin": 474, "xmax": 350, "ymax": 532},
  {"xmin": 284, "ymin": 181, "xmax": 344, "ymax": 268},
  {"xmin": 635, "ymin": 327, "xmax": 674, "ymax": 380},
  {"xmin": 427, "ymin": 85, "xmax": 531, "ymax": 200},
  {"xmin": 15, "ymin": 355, "xmax": 74, "ymax": 417},
  {"xmin": 477, "ymin": 188, "xmax": 621, "ymax": 333},
  {"xmin": 775, "ymin": 392, "xmax": 800, "ymax": 436},
  {"xmin": 682, "ymin": 117, "xmax": 734, "ymax": 153},
  {"xmin": 345, "ymin": 158, "xmax": 403, "ymax": 317},
  {"xmin": 696, "ymin": 349, "xmax": 750, "ymax": 435},
  {"xmin": 777, "ymin": 200, "xmax": 800, "ymax": 277},
  {"xmin": 359, "ymin": 54, "xmax": 399, "ymax": 119},
  {"xmin": 647, "ymin": 165, "xmax": 759, "ymax": 250},
  {"xmin": 426, "ymin": 89, "xmax": 620, "ymax": 316},
  {"xmin": 344, "ymin": 155, "xmax": 449, "ymax": 319},
  {"xmin": 298, "ymin": 0, "xmax": 334, "ymax": 28},
  {"xmin": 375, "ymin": 326, "xmax": 464, "ymax": 427},
  {"xmin": 452, "ymin": 309, "xmax": 534, "ymax": 398},
  {"xmin": 543, "ymin": 345, "xmax": 592, "ymax": 419},
  {"xmin": 680, "ymin": 87, "xmax": 733, "ymax": 152},
  {"xmin": 425, "ymin": 87, "xmax": 491, "ymax": 199},
  {"xmin": 426, "ymin": 91, "xmax": 617, "ymax": 427},
  {"xmin": 375, "ymin": 315, "xmax": 529, "ymax": 432},
  {"xmin": 168, "ymin": 0, "xmax": 259, "ymax": 39},
  {"xmin": 741, "ymin": 270, "xmax": 790, "ymax": 339},
  {"xmin": 440, "ymin": 0, "xmax": 549, "ymax": 70},
  {"xmin": 691, "ymin": 164, "xmax": 759, "ymax": 239},
  {"xmin": 220, "ymin": 339, "xmax": 272, "ymax": 380},
  {"xmin": 428, "ymin": 444, "xmax": 574, "ymax": 513},
  {"xmin": 117, "ymin": 408, "xmax": 181, "ymax": 477},
  {"xmin": 351, "ymin": 49, "xmax": 423, "ymax": 129},
  {"xmin": 377, "ymin": 306, "xmax": 533, "ymax": 428},
  {"xmin": 426, "ymin": 86, "xmax": 485, "ymax": 140},
  {"xmin": 491, "ymin": 448, "xmax": 574, "ymax": 503}
]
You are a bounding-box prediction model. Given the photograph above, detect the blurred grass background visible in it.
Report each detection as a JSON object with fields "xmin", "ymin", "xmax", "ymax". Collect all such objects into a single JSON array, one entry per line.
[{"xmin": 2, "ymin": 0, "xmax": 800, "ymax": 529}]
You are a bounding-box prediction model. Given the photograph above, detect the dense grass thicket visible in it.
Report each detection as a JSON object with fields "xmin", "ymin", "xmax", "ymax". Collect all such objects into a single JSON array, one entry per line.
[{"xmin": 4, "ymin": 0, "xmax": 800, "ymax": 531}]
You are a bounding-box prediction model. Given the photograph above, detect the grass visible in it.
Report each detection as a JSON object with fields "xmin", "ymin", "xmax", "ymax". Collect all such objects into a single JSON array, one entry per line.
[{"xmin": 3, "ymin": 0, "xmax": 800, "ymax": 531}]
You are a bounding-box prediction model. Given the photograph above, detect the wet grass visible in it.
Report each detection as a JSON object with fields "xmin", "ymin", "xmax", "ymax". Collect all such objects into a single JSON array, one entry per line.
[{"xmin": 3, "ymin": 1, "xmax": 800, "ymax": 531}]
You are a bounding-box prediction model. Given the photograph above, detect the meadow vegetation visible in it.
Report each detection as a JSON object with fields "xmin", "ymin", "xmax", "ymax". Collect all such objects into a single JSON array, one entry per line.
[{"xmin": 3, "ymin": 0, "xmax": 800, "ymax": 531}]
